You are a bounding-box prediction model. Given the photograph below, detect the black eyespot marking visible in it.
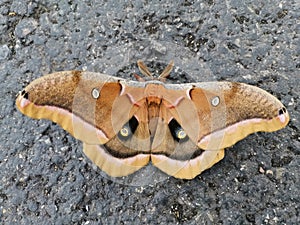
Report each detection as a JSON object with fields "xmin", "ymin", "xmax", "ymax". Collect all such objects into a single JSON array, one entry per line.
[
  {"xmin": 21, "ymin": 90, "xmax": 29, "ymax": 99},
  {"xmin": 168, "ymin": 119, "xmax": 189, "ymax": 143},
  {"xmin": 282, "ymin": 107, "xmax": 287, "ymax": 113},
  {"xmin": 117, "ymin": 116, "xmax": 139, "ymax": 141},
  {"xmin": 278, "ymin": 107, "xmax": 287, "ymax": 115}
]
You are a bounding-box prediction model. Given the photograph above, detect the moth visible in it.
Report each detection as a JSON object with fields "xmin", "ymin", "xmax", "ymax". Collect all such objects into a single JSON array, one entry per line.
[{"xmin": 16, "ymin": 61, "xmax": 289, "ymax": 179}]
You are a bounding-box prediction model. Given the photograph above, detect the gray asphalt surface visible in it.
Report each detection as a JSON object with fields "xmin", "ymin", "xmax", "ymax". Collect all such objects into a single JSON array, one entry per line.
[{"xmin": 1, "ymin": 0, "xmax": 299, "ymax": 224}]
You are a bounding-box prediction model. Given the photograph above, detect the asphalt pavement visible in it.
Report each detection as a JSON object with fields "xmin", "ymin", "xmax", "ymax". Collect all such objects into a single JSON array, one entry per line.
[{"xmin": 1, "ymin": 0, "xmax": 299, "ymax": 224}]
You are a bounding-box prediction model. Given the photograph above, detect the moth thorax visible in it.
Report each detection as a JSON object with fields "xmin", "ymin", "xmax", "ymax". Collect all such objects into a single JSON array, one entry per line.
[{"xmin": 147, "ymin": 96, "xmax": 162, "ymax": 105}]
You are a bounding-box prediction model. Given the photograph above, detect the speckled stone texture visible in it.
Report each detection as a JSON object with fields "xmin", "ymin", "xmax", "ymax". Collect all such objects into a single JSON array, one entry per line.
[{"xmin": 1, "ymin": 0, "xmax": 299, "ymax": 224}]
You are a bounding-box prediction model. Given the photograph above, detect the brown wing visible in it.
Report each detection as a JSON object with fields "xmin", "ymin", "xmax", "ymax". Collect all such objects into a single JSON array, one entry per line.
[
  {"xmin": 16, "ymin": 71, "xmax": 139, "ymax": 144},
  {"xmin": 188, "ymin": 82, "xmax": 289, "ymax": 150},
  {"xmin": 147, "ymin": 82, "xmax": 289, "ymax": 179}
]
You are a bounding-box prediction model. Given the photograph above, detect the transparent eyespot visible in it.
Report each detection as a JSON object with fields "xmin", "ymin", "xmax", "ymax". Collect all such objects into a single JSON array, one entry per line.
[
  {"xmin": 211, "ymin": 96, "xmax": 220, "ymax": 107},
  {"xmin": 168, "ymin": 119, "xmax": 189, "ymax": 143},
  {"xmin": 119, "ymin": 127, "xmax": 130, "ymax": 137},
  {"xmin": 176, "ymin": 129, "xmax": 187, "ymax": 140},
  {"xmin": 91, "ymin": 88, "xmax": 100, "ymax": 99},
  {"xmin": 117, "ymin": 117, "xmax": 139, "ymax": 141}
]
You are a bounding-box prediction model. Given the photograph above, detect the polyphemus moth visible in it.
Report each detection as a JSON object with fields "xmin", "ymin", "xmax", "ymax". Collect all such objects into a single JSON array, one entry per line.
[{"xmin": 16, "ymin": 61, "xmax": 289, "ymax": 179}]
